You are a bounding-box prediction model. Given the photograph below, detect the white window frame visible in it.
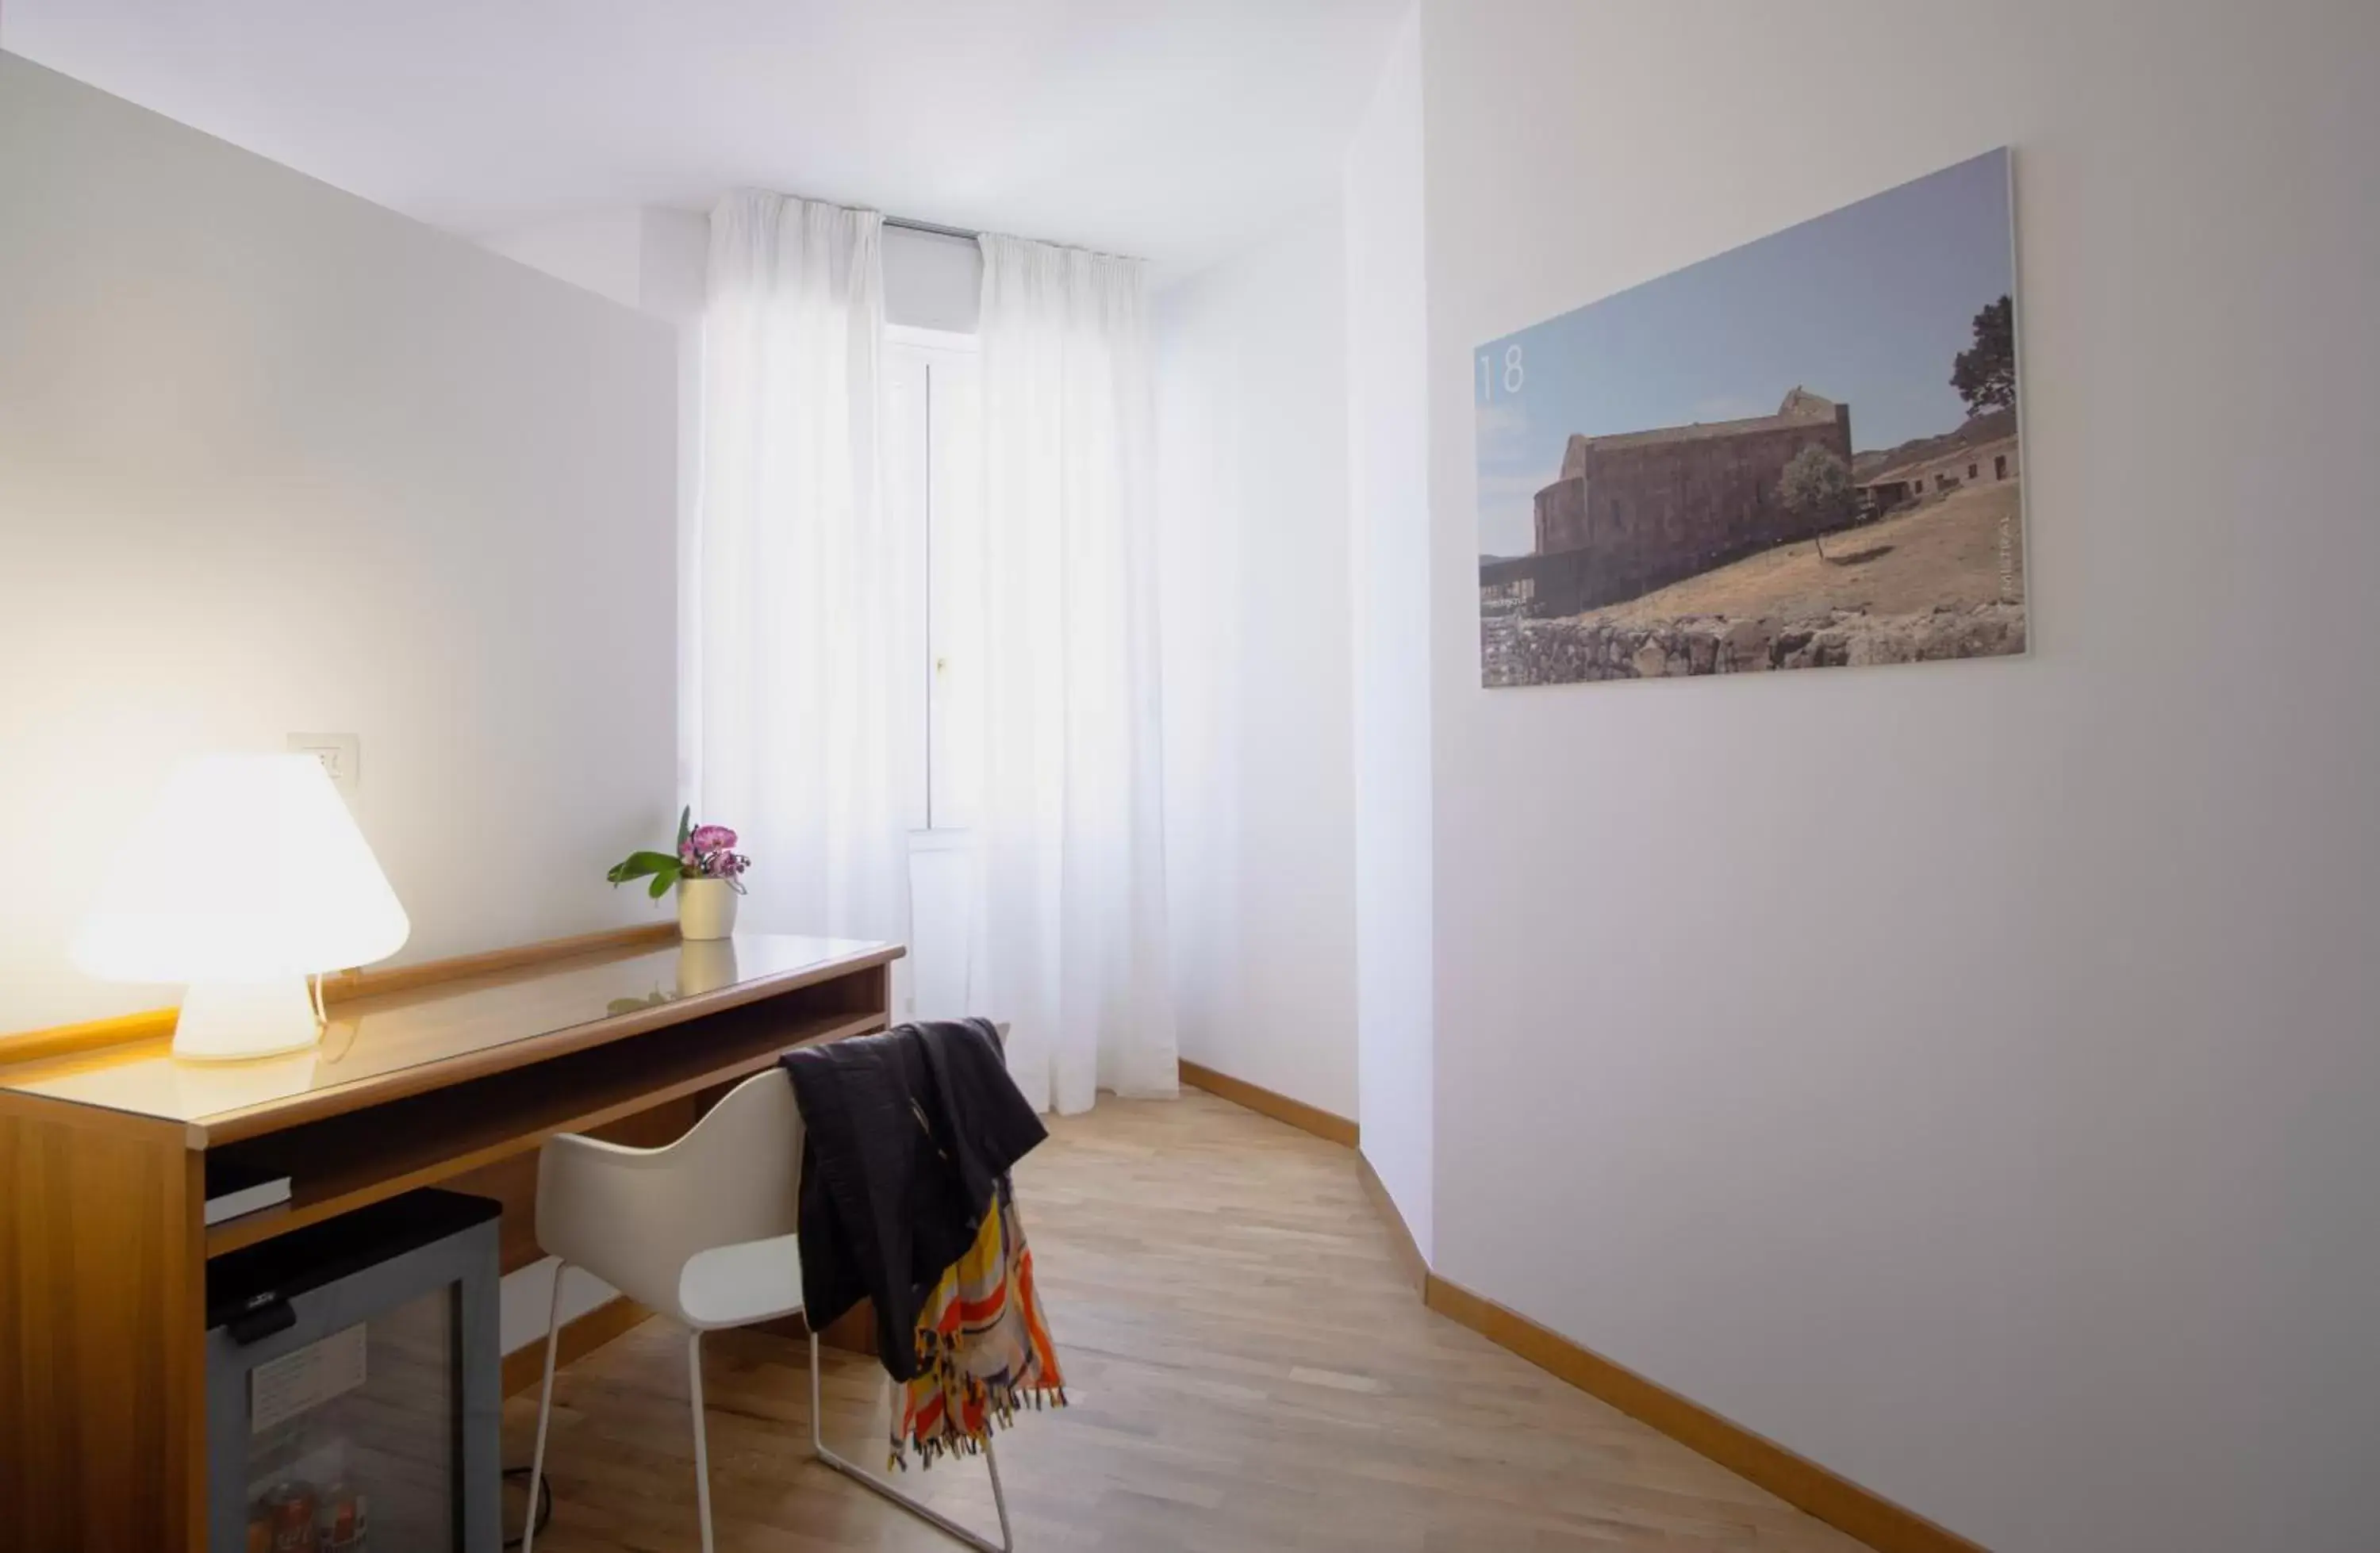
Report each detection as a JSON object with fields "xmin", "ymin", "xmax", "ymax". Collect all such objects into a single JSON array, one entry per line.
[{"xmin": 883, "ymin": 324, "xmax": 981, "ymax": 840}]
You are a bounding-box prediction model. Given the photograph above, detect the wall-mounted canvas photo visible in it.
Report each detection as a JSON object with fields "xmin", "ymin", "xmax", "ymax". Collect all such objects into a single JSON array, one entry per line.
[{"xmin": 1476, "ymin": 148, "xmax": 2024, "ymax": 688}]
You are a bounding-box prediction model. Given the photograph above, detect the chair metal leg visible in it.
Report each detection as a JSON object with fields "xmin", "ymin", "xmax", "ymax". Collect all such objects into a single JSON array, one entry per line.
[
  {"xmin": 522, "ymin": 1260, "xmax": 569, "ymax": 1553},
  {"xmin": 981, "ymin": 1435, "xmax": 1015, "ymax": 1552},
  {"xmin": 807, "ymin": 1332, "xmax": 1015, "ymax": 1553},
  {"xmin": 689, "ymin": 1329, "xmax": 716, "ymax": 1553},
  {"xmin": 808, "ymin": 1323, "xmax": 829, "ymax": 1458}
]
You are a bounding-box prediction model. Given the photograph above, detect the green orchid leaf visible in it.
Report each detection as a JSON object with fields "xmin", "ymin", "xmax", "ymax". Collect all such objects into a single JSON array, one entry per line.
[
  {"xmin": 647, "ymin": 869, "xmax": 675, "ymax": 899},
  {"xmin": 607, "ymin": 850, "xmax": 683, "ymax": 887},
  {"xmin": 677, "ymin": 805, "xmax": 693, "ymax": 852}
]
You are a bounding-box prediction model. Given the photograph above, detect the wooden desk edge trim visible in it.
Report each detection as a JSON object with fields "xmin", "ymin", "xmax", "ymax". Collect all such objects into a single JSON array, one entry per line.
[
  {"xmin": 198, "ymin": 941, "xmax": 903, "ymax": 1145},
  {"xmin": 0, "ymin": 934, "xmax": 904, "ymax": 1145},
  {"xmin": 0, "ymin": 921, "xmax": 684, "ymax": 1067},
  {"xmin": 0, "ymin": 1083, "xmax": 195, "ymax": 1145}
]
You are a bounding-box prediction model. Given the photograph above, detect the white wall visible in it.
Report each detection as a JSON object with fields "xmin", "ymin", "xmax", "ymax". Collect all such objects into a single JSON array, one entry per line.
[
  {"xmin": 1154, "ymin": 205, "xmax": 1360, "ymax": 1120},
  {"xmin": 1342, "ymin": 6, "xmax": 1434, "ymax": 1254},
  {"xmin": 635, "ymin": 209, "xmax": 713, "ymax": 812},
  {"xmin": 480, "ymin": 207, "xmax": 709, "ymax": 815},
  {"xmin": 0, "ymin": 52, "xmax": 678, "ymax": 1033},
  {"xmin": 478, "ymin": 209, "xmax": 650, "ymax": 309},
  {"xmin": 1418, "ymin": 4, "xmax": 2380, "ymax": 1551}
]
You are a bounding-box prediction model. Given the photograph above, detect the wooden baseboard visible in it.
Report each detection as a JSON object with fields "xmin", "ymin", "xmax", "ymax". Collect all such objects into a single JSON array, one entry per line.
[
  {"xmin": 1177, "ymin": 1060, "xmax": 1358, "ymax": 1147},
  {"xmin": 1355, "ymin": 1149, "xmax": 1428, "ymax": 1295},
  {"xmin": 1420, "ymin": 1275, "xmax": 1983, "ymax": 1553},
  {"xmin": 1335, "ymin": 1109, "xmax": 1980, "ymax": 1551},
  {"xmin": 502, "ymin": 1295, "xmax": 655, "ymax": 1397}
]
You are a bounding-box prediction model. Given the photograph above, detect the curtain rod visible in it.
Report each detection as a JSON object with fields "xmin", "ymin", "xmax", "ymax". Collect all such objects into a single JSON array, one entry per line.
[
  {"xmin": 884, "ymin": 214, "xmax": 979, "ymax": 242},
  {"xmin": 881, "ymin": 211, "xmax": 1137, "ymax": 267}
]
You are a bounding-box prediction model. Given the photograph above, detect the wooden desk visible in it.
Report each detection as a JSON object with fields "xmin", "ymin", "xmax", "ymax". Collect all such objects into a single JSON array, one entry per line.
[{"xmin": 0, "ymin": 929, "xmax": 900, "ymax": 1553}]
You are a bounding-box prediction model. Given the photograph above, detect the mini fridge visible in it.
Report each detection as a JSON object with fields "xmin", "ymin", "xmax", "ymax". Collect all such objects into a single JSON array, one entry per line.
[{"xmin": 205, "ymin": 1189, "xmax": 503, "ymax": 1553}]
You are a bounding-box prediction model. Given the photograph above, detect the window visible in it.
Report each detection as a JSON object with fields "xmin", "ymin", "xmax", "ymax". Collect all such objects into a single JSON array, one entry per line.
[
  {"xmin": 1967, "ymin": 462, "xmax": 1979, "ymax": 480},
  {"xmin": 881, "ymin": 326, "xmax": 983, "ymax": 833},
  {"xmin": 1994, "ymin": 454, "xmax": 2008, "ymax": 480}
]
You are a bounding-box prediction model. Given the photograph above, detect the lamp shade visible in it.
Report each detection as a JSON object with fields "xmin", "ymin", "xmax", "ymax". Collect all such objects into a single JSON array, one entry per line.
[{"xmin": 75, "ymin": 753, "xmax": 410, "ymax": 984}]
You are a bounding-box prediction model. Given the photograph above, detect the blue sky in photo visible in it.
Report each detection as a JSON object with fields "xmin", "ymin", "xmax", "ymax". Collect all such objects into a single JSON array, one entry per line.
[{"xmin": 1474, "ymin": 148, "xmax": 2013, "ymax": 558}]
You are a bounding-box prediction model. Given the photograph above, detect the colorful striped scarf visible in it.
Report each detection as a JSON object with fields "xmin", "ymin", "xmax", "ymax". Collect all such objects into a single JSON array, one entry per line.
[{"xmin": 892, "ymin": 1184, "xmax": 1066, "ymax": 1468}]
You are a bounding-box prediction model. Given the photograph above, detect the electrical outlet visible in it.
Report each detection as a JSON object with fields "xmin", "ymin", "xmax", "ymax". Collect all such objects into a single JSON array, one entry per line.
[{"xmin": 287, "ymin": 732, "xmax": 360, "ymax": 797}]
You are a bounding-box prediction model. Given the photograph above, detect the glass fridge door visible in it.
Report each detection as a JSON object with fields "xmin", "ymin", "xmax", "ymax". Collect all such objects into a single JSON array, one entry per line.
[
  {"xmin": 236, "ymin": 1289, "xmax": 456, "ymax": 1552},
  {"xmin": 206, "ymin": 1191, "xmax": 501, "ymax": 1553}
]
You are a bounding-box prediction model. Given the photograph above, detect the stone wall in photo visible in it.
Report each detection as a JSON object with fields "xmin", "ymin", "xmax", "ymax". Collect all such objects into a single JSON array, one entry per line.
[{"xmin": 1480, "ymin": 602, "xmax": 2026, "ymax": 687}]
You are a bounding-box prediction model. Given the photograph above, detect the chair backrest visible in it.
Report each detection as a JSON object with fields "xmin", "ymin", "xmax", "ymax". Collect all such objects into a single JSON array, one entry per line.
[
  {"xmin": 664, "ymin": 1066, "xmax": 805, "ymax": 1251},
  {"xmin": 535, "ymin": 1066, "xmax": 808, "ymax": 1325}
]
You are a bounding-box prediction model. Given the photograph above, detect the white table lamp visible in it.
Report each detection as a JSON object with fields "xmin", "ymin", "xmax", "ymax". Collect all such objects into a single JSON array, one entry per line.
[{"xmin": 75, "ymin": 753, "xmax": 411, "ymax": 1061}]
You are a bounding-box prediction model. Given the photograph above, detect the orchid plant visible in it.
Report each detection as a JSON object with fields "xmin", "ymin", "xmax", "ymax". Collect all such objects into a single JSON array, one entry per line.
[{"xmin": 607, "ymin": 807, "xmax": 752, "ymax": 899}]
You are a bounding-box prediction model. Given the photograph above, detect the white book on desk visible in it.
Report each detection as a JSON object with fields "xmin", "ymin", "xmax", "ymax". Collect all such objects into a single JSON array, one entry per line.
[{"xmin": 204, "ymin": 1170, "xmax": 292, "ymax": 1226}]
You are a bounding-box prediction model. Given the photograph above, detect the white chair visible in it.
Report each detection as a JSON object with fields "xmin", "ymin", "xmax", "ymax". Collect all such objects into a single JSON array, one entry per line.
[{"xmin": 523, "ymin": 1067, "xmax": 1014, "ymax": 1553}]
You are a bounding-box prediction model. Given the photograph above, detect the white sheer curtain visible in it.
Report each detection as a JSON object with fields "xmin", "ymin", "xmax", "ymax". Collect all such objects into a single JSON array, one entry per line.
[
  {"xmin": 689, "ymin": 192, "xmax": 909, "ymax": 949},
  {"xmin": 969, "ymin": 234, "xmax": 1177, "ymax": 1114}
]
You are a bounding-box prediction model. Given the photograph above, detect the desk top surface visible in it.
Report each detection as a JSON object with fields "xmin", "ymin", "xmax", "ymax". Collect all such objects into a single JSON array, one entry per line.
[{"xmin": 0, "ymin": 932, "xmax": 897, "ymax": 1137}]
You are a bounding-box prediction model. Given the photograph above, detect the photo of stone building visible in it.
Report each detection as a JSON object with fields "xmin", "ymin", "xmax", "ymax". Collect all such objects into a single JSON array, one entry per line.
[
  {"xmin": 1475, "ymin": 148, "xmax": 2025, "ymax": 687},
  {"xmin": 1482, "ymin": 386, "xmax": 1853, "ymax": 619}
]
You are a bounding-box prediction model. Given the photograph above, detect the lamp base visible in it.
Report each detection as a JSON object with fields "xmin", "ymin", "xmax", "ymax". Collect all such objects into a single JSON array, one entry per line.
[{"xmin": 171, "ymin": 978, "xmax": 324, "ymax": 1062}]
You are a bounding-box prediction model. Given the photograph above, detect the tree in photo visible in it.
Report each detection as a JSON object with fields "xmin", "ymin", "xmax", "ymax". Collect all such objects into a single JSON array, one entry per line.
[
  {"xmin": 1952, "ymin": 294, "xmax": 2017, "ymax": 414},
  {"xmin": 1777, "ymin": 443, "xmax": 1855, "ymax": 561}
]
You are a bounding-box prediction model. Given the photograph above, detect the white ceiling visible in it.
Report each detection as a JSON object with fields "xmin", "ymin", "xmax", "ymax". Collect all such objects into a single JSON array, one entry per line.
[{"xmin": 2, "ymin": 0, "xmax": 1406, "ymax": 282}]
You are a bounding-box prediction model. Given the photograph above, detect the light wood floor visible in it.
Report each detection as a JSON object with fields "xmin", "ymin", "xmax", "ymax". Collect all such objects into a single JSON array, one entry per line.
[{"xmin": 502, "ymin": 1090, "xmax": 1869, "ymax": 1551}]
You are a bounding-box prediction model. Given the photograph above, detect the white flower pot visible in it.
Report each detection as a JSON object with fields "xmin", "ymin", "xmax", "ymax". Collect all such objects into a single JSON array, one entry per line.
[
  {"xmin": 674, "ymin": 937, "xmax": 740, "ymax": 997},
  {"xmin": 677, "ymin": 877, "xmax": 739, "ymax": 941}
]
